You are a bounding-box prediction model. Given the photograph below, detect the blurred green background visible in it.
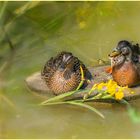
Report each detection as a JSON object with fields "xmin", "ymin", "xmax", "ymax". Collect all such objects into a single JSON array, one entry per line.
[{"xmin": 1, "ymin": 1, "xmax": 140, "ymax": 138}]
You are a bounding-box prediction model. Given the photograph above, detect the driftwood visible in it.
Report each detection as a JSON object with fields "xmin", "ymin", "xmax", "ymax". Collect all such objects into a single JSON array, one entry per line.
[{"xmin": 25, "ymin": 65, "xmax": 140, "ymax": 103}]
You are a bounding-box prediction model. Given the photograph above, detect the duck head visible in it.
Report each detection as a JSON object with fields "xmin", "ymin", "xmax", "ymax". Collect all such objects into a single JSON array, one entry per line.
[
  {"xmin": 109, "ymin": 40, "xmax": 133, "ymax": 67},
  {"xmin": 57, "ymin": 52, "xmax": 74, "ymax": 71}
]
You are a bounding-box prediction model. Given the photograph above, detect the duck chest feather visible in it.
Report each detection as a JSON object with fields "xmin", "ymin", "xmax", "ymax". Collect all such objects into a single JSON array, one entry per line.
[{"xmin": 112, "ymin": 61, "xmax": 140, "ymax": 87}]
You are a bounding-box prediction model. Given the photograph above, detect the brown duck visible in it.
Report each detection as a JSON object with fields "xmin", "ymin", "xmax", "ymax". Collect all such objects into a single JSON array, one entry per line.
[
  {"xmin": 41, "ymin": 51, "xmax": 93, "ymax": 95},
  {"xmin": 109, "ymin": 40, "xmax": 140, "ymax": 87}
]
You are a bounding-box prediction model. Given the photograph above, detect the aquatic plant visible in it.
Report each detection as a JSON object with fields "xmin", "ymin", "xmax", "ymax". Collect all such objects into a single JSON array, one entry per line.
[
  {"xmin": 87, "ymin": 79, "xmax": 134, "ymax": 100},
  {"xmin": 40, "ymin": 65, "xmax": 134, "ymax": 119}
]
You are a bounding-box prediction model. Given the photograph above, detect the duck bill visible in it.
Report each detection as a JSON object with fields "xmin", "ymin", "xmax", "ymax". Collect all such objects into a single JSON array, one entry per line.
[
  {"xmin": 108, "ymin": 49, "xmax": 121, "ymax": 67},
  {"xmin": 108, "ymin": 49, "xmax": 121, "ymax": 57}
]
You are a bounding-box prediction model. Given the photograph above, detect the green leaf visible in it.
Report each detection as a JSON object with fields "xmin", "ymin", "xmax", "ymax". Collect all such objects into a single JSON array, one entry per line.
[
  {"xmin": 40, "ymin": 90, "xmax": 76, "ymax": 105},
  {"xmin": 0, "ymin": 1, "xmax": 8, "ymax": 25},
  {"xmin": 128, "ymin": 106, "xmax": 140, "ymax": 123},
  {"xmin": 118, "ymin": 99, "xmax": 140, "ymax": 123},
  {"xmin": 40, "ymin": 89, "xmax": 89, "ymax": 105},
  {"xmin": 4, "ymin": 2, "xmax": 41, "ymax": 31},
  {"xmin": 39, "ymin": 101, "xmax": 67, "ymax": 106},
  {"xmin": 40, "ymin": 100, "xmax": 104, "ymax": 119},
  {"xmin": 14, "ymin": 1, "xmax": 40, "ymax": 16},
  {"xmin": 66, "ymin": 101, "xmax": 105, "ymax": 119}
]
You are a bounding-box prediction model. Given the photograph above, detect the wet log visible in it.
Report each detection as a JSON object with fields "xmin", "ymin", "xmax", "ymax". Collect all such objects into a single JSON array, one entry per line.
[{"xmin": 25, "ymin": 65, "xmax": 140, "ymax": 103}]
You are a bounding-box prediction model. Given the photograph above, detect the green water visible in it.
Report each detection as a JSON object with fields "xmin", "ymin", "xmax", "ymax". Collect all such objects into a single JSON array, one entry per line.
[{"xmin": 1, "ymin": 1, "xmax": 140, "ymax": 138}]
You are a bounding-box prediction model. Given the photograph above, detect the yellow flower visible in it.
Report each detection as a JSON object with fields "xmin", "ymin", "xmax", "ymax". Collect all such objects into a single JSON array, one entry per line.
[
  {"xmin": 97, "ymin": 83, "xmax": 107, "ymax": 90},
  {"xmin": 105, "ymin": 80, "xmax": 116, "ymax": 95},
  {"xmin": 107, "ymin": 87, "xmax": 116, "ymax": 95},
  {"xmin": 115, "ymin": 91, "xmax": 124, "ymax": 100},
  {"xmin": 131, "ymin": 91, "xmax": 134, "ymax": 94},
  {"xmin": 88, "ymin": 79, "xmax": 134, "ymax": 100}
]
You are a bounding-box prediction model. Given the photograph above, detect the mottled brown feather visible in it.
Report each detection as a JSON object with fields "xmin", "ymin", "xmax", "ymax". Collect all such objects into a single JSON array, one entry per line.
[{"xmin": 41, "ymin": 52, "xmax": 92, "ymax": 95}]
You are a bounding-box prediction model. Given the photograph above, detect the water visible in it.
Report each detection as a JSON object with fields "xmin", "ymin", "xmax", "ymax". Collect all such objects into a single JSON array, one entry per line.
[{"xmin": 1, "ymin": 1, "xmax": 140, "ymax": 138}]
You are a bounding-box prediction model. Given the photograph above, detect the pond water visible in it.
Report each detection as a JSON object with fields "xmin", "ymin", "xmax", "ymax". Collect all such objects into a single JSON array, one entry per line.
[{"xmin": 1, "ymin": 1, "xmax": 140, "ymax": 138}]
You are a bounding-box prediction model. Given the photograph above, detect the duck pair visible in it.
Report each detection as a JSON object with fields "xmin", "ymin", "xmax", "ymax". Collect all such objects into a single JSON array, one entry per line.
[{"xmin": 41, "ymin": 40, "xmax": 140, "ymax": 95}]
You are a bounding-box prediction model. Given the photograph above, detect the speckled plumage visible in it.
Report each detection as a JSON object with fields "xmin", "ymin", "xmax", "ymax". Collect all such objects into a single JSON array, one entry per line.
[{"xmin": 41, "ymin": 51, "xmax": 92, "ymax": 95}]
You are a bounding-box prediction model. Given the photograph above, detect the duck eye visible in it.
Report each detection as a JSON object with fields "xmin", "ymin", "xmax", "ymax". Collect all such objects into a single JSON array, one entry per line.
[{"xmin": 121, "ymin": 47, "xmax": 129, "ymax": 55}]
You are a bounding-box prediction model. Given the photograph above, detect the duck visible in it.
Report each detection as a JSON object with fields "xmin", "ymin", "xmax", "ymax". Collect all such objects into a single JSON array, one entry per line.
[
  {"xmin": 108, "ymin": 40, "xmax": 140, "ymax": 87},
  {"xmin": 41, "ymin": 51, "xmax": 93, "ymax": 95}
]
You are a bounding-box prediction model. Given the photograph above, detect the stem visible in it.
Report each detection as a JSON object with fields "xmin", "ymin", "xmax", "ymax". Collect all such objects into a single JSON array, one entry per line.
[
  {"xmin": 39, "ymin": 101, "xmax": 67, "ymax": 106},
  {"xmin": 39, "ymin": 100, "xmax": 104, "ymax": 119},
  {"xmin": 0, "ymin": 1, "xmax": 7, "ymax": 24},
  {"xmin": 2, "ymin": 27, "xmax": 14, "ymax": 51}
]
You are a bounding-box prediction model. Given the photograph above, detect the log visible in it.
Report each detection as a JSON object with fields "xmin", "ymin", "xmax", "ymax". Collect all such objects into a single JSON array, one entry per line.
[{"xmin": 25, "ymin": 65, "xmax": 140, "ymax": 103}]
